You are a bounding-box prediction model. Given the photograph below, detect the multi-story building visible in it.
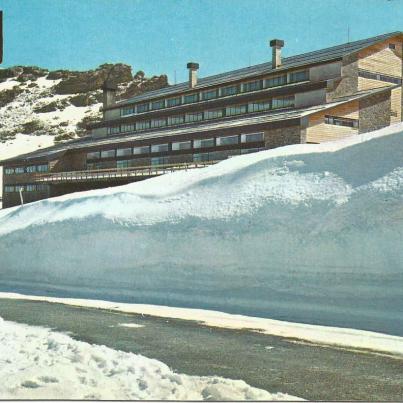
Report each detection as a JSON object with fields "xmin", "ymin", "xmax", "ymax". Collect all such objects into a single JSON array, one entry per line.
[{"xmin": 1, "ymin": 32, "xmax": 403, "ymax": 208}]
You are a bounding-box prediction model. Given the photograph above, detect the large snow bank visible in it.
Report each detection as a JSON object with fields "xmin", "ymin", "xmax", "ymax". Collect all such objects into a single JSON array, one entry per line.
[
  {"xmin": 0, "ymin": 124, "xmax": 402, "ymax": 335},
  {"xmin": 0, "ymin": 316, "xmax": 296, "ymax": 400}
]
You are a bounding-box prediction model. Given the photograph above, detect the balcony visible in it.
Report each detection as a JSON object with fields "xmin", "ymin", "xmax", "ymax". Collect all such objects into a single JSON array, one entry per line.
[{"xmin": 32, "ymin": 161, "xmax": 218, "ymax": 184}]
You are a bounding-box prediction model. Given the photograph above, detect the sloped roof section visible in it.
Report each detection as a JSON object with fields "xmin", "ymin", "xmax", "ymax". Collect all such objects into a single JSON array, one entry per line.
[{"xmin": 117, "ymin": 31, "xmax": 402, "ymax": 106}]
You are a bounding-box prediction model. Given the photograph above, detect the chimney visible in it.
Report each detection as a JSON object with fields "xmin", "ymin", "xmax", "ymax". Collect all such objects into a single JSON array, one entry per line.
[
  {"xmin": 270, "ymin": 39, "xmax": 284, "ymax": 69},
  {"xmin": 102, "ymin": 81, "xmax": 117, "ymax": 109},
  {"xmin": 187, "ymin": 62, "xmax": 199, "ymax": 88}
]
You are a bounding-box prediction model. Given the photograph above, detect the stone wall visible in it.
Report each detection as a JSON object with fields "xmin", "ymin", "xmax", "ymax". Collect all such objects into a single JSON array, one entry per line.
[
  {"xmin": 359, "ymin": 91, "xmax": 391, "ymax": 133},
  {"xmin": 326, "ymin": 54, "xmax": 358, "ymax": 101},
  {"xmin": 264, "ymin": 125, "xmax": 302, "ymax": 149}
]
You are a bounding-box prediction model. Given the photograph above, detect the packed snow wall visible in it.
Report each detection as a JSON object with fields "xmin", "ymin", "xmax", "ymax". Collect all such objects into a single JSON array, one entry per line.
[{"xmin": 0, "ymin": 126, "xmax": 402, "ymax": 335}]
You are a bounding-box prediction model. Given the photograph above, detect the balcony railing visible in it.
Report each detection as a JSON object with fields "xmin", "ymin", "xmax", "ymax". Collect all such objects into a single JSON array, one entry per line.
[{"xmin": 32, "ymin": 161, "xmax": 218, "ymax": 184}]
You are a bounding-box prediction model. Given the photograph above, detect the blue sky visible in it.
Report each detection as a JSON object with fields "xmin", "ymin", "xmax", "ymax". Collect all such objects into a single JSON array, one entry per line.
[{"xmin": 0, "ymin": 0, "xmax": 402, "ymax": 83}]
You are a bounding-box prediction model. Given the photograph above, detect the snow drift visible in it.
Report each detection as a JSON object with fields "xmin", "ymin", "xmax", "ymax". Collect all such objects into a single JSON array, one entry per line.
[
  {"xmin": 0, "ymin": 124, "xmax": 402, "ymax": 335},
  {"xmin": 0, "ymin": 316, "xmax": 296, "ymax": 400}
]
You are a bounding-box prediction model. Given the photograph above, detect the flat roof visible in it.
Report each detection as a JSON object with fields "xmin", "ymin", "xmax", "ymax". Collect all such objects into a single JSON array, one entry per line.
[
  {"xmin": 1, "ymin": 85, "xmax": 395, "ymax": 165},
  {"xmin": 115, "ymin": 31, "xmax": 402, "ymax": 106}
]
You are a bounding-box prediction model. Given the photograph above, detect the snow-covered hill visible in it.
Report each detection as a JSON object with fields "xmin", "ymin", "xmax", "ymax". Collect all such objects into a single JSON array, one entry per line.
[
  {"xmin": 0, "ymin": 64, "xmax": 168, "ymax": 204},
  {"xmin": 0, "ymin": 124, "xmax": 402, "ymax": 336}
]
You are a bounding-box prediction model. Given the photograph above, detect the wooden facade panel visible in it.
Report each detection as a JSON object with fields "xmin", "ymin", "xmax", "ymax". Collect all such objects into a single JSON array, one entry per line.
[
  {"xmin": 390, "ymin": 86, "xmax": 402, "ymax": 124},
  {"xmin": 358, "ymin": 39, "xmax": 402, "ymax": 77},
  {"xmin": 358, "ymin": 77, "xmax": 393, "ymax": 91},
  {"xmin": 306, "ymin": 101, "xmax": 359, "ymax": 143}
]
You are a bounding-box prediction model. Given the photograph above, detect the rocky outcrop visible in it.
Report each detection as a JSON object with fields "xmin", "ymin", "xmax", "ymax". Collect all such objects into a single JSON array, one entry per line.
[
  {"xmin": 120, "ymin": 73, "xmax": 169, "ymax": 99},
  {"xmin": 0, "ymin": 86, "xmax": 24, "ymax": 108},
  {"xmin": 53, "ymin": 63, "xmax": 134, "ymax": 95}
]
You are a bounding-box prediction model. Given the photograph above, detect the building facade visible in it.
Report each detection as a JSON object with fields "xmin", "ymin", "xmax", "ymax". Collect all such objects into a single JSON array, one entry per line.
[{"xmin": 1, "ymin": 32, "xmax": 403, "ymax": 208}]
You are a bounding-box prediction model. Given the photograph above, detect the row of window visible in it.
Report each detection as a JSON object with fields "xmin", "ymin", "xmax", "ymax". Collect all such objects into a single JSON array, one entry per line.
[
  {"xmin": 120, "ymin": 70, "xmax": 308, "ymax": 117},
  {"xmin": 324, "ymin": 115, "xmax": 359, "ymax": 128},
  {"xmin": 4, "ymin": 164, "xmax": 49, "ymax": 175},
  {"xmin": 358, "ymin": 69, "xmax": 402, "ymax": 85},
  {"xmin": 88, "ymin": 148, "xmax": 265, "ymax": 170},
  {"xmin": 4, "ymin": 184, "xmax": 49, "ymax": 193},
  {"xmin": 87, "ymin": 132, "xmax": 265, "ymax": 160},
  {"xmin": 109, "ymin": 97, "xmax": 295, "ymax": 135}
]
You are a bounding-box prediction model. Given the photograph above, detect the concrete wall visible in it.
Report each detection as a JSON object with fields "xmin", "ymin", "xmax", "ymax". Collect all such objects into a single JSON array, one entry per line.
[
  {"xmin": 104, "ymin": 108, "xmax": 121, "ymax": 121},
  {"xmin": 359, "ymin": 91, "xmax": 391, "ymax": 133},
  {"xmin": 91, "ymin": 127, "xmax": 108, "ymax": 138},
  {"xmin": 295, "ymin": 88, "xmax": 326, "ymax": 108},
  {"xmin": 309, "ymin": 61, "xmax": 342, "ymax": 82}
]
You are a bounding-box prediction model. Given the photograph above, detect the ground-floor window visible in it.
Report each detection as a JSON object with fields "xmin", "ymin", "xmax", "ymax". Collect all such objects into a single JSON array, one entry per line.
[{"xmin": 325, "ymin": 115, "xmax": 359, "ymax": 128}]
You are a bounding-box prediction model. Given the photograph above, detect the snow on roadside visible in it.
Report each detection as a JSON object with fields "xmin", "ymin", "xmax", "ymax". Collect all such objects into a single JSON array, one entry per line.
[
  {"xmin": 2, "ymin": 292, "xmax": 403, "ymax": 358},
  {"xmin": 0, "ymin": 316, "xmax": 300, "ymax": 400}
]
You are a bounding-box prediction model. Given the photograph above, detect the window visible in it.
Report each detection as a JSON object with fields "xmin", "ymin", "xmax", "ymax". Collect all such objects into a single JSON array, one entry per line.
[
  {"xmin": 241, "ymin": 147, "xmax": 264, "ymax": 154},
  {"xmin": 172, "ymin": 141, "xmax": 191, "ymax": 151},
  {"xmin": 193, "ymin": 138, "xmax": 215, "ymax": 148},
  {"xmin": 220, "ymin": 85, "xmax": 238, "ymax": 97},
  {"xmin": 136, "ymin": 120, "xmax": 151, "ymax": 130},
  {"xmin": 168, "ymin": 115, "xmax": 184, "ymax": 125},
  {"xmin": 4, "ymin": 185, "xmax": 14, "ymax": 193},
  {"xmin": 265, "ymin": 74, "xmax": 287, "ymax": 88},
  {"xmin": 241, "ymin": 132, "xmax": 264, "ymax": 143},
  {"xmin": 325, "ymin": 115, "xmax": 359, "ymax": 128},
  {"xmin": 36, "ymin": 184, "xmax": 49, "ymax": 192},
  {"xmin": 242, "ymin": 80, "xmax": 263, "ymax": 92},
  {"xmin": 87, "ymin": 151, "xmax": 100, "ymax": 160},
  {"xmin": 116, "ymin": 148, "xmax": 132, "ymax": 157},
  {"xmin": 288, "ymin": 70, "xmax": 309, "ymax": 83},
  {"xmin": 185, "ymin": 112, "xmax": 203, "ymax": 123},
  {"xmin": 151, "ymin": 99, "xmax": 165, "ymax": 110},
  {"xmin": 202, "ymin": 89, "xmax": 218, "ymax": 101},
  {"xmin": 151, "ymin": 156, "xmax": 169, "ymax": 166},
  {"xmin": 205, "ymin": 109, "xmax": 223, "ymax": 120},
  {"xmin": 121, "ymin": 106, "xmax": 135, "ymax": 116},
  {"xmin": 117, "ymin": 160, "xmax": 130, "ymax": 169},
  {"xmin": 225, "ymin": 104, "xmax": 247, "ymax": 116},
  {"xmin": 36, "ymin": 164, "xmax": 48, "ymax": 173},
  {"xmin": 151, "ymin": 143, "xmax": 169, "ymax": 153},
  {"xmin": 167, "ymin": 97, "xmax": 181, "ymax": 107},
  {"xmin": 26, "ymin": 184, "xmax": 36, "ymax": 192},
  {"xmin": 272, "ymin": 96, "xmax": 294, "ymax": 109},
  {"xmin": 26, "ymin": 166, "xmax": 36, "ymax": 173},
  {"xmin": 183, "ymin": 93, "xmax": 198, "ymax": 104},
  {"xmin": 193, "ymin": 153, "xmax": 210, "ymax": 162},
  {"xmin": 151, "ymin": 118, "xmax": 167, "ymax": 128},
  {"xmin": 133, "ymin": 146, "xmax": 150, "ymax": 155},
  {"xmin": 358, "ymin": 69, "xmax": 402, "ymax": 84},
  {"xmin": 5, "ymin": 168, "xmax": 14, "ymax": 175},
  {"xmin": 216, "ymin": 135, "xmax": 239, "ymax": 146},
  {"xmin": 136, "ymin": 103, "xmax": 149, "ymax": 113},
  {"xmin": 248, "ymin": 101, "xmax": 271, "ymax": 113},
  {"xmin": 121, "ymin": 124, "xmax": 135, "ymax": 133},
  {"xmin": 108, "ymin": 126, "xmax": 120, "ymax": 135},
  {"xmin": 101, "ymin": 149, "xmax": 116, "ymax": 158},
  {"xmin": 15, "ymin": 167, "xmax": 25, "ymax": 174}
]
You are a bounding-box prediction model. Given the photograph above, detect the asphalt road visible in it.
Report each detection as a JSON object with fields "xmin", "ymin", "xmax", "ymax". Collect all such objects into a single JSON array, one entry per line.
[{"xmin": 0, "ymin": 298, "xmax": 402, "ymax": 401}]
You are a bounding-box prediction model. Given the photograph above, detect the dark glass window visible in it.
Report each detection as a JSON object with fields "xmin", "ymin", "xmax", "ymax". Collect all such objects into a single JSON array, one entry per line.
[
  {"xmin": 121, "ymin": 106, "xmax": 135, "ymax": 116},
  {"xmin": 167, "ymin": 97, "xmax": 182, "ymax": 107},
  {"xmin": 151, "ymin": 100, "xmax": 165, "ymax": 110},
  {"xmin": 265, "ymin": 74, "xmax": 287, "ymax": 88},
  {"xmin": 225, "ymin": 104, "xmax": 247, "ymax": 116},
  {"xmin": 272, "ymin": 96, "xmax": 294, "ymax": 109},
  {"xmin": 220, "ymin": 85, "xmax": 238, "ymax": 97},
  {"xmin": 184, "ymin": 93, "xmax": 199, "ymax": 104},
  {"xmin": 168, "ymin": 115, "xmax": 184, "ymax": 125},
  {"xmin": 137, "ymin": 103, "xmax": 150, "ymax": 113},
  {"xmin": 325, "ymin": 115, "xmax": 359, "ymax": 128},
  {"xmin": 288, "ymin": 70, "xmax": 309, "ymax": 83},
  {"xmin": 242, "ymin": 80, "xmax": 263, "ymax": 92},
  {"xmin": 202, "ymin": 89, "xmax": 218, "ymax": 100}
]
